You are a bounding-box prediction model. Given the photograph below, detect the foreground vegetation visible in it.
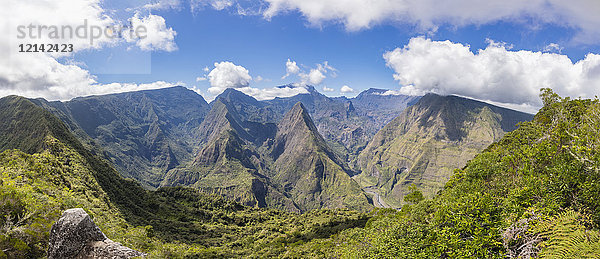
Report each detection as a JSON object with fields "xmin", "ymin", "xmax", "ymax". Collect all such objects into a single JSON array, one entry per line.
[
  {"xmin": 2, "ymin": 89, "xmax": 600, "ymax": 258},
  {"xmin": 0, "ymin": 138, "xmax": 369, "ymax": 258},
  {"xmin": 324, "ymin": 89, "xmax": 600, "ymax": 257}
]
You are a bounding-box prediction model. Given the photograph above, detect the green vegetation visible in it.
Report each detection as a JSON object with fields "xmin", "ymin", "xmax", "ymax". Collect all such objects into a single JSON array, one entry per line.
[
  {"xmin": 164, "ymin": 100, "xmax": 371, "ymax": 213},
  {"xmin": 0, "ymin": 96, "xmax": 368, "ymax": 258},
  {"xmin": 0, "ymin": 141, "xmax": 368, "ymax": 258},
  {"xmin": 270, "ymin": 102, "xmax": 371, "ymax": 212}
]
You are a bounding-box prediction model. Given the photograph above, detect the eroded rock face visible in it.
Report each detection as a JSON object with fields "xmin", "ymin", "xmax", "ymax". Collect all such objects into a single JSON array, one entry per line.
[{"xmin": 48, "ymin": 208, "xmax": 145, "ymax": 259}]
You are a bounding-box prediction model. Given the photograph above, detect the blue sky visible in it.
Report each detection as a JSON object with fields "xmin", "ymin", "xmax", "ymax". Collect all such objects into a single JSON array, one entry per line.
[
  {"xmin": 83, "ymin": 4, "xmax": 598, "ymax": 99},
  {"xmin": 3, "ymin": 0, "xmax": 600, "ymax": 112}
]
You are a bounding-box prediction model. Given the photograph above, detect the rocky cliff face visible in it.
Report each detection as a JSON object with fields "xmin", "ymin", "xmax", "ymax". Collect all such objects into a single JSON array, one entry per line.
[
  {"xmin": 162, "ymin": 99, "xmax": 299, "ymax": 212},
  {"xmin": 48, "ymin": 208, "xmax": 144, "ymax": 259},
  {"xmin": 356, "ymin": 94, "xmax": 533, "ymax": 207},
  {"xmin": 32, "ymin": 86, "xmax": 210, "ymax": 189}
]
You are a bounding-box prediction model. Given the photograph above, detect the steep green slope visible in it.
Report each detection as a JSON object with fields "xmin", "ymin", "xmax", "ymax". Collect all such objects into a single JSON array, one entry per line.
[
  {"xmin": 270, "ymin": 102, "xmax": 371, "ymax": 212},
  {"xmin": 33, "ymin": 86, "xmax": 210, "ymax": 188},
  {"xmin": 165, "ymin": 99, "xmax": 370, "ymax": 212},
  {"xmin": 0, "ymin": 95, "xmax": 369, "ymax": 258},
  {"xmin": 356, "ymin": 93, "xmax": 533, "ymax": 207},
  {"xmin": 0, "ymin": 96, "xmax": 82, "ymax": 154},
  {"xmin": 0, "ymin": 146, "xmax": 368, "ymax": 258},
  {"xmin": 163, "ymin": 99, "xmax": 297, "ymax": 211}
]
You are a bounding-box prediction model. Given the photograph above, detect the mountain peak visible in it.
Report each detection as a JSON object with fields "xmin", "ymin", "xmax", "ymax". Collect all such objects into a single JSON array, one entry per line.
[
  {"xmin": 196, "ymin": 99, "xmax": 252, "ymax": 144},
  {"xmin": 277, "ymin": 102, "xmax": 318, "ymax": 137},
  {"xmin": 217, "ymin": 88, "xmax": 259, "ymax": 103},
  {"xmin": 290, "ymin": 101, "xmax": 308, "ymax": 114},
  {"xmin": 270, "ymin": 103, "xmax": 370, "ymax": 212}
]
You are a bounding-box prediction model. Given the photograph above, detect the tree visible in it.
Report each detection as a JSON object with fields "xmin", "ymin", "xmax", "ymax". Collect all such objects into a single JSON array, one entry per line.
[{"xmin": 404, "ymin": 184, "xmax": 424, "ymax": 204}]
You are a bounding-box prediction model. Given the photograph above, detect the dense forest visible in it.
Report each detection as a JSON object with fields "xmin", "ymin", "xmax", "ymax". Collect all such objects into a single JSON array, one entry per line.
[{"xmin": 1, "ymin": 89, "xmax": 600, "ymax": 258}]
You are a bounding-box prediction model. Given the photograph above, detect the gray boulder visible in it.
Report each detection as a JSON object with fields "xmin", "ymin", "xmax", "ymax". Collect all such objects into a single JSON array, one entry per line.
[{"xmin": 48, "ymin": 208, "xmax": 145, "ymax": 259}]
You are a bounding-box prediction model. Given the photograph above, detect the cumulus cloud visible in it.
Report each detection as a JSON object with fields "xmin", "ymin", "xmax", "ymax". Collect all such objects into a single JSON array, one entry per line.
[
  {"xmin": 281, "ymin": 59, "xmax": 336, "ymax": 85},
  {"xmin": 199, "ymin": 0, "xmax": 600, "ymax": 44},
  {"xmin": 0, "ymin": 0, "xmax": 179, "ymax": 101},
  {"xmin": 0, "ymin": 52, "xmax": 179, "ymax": 100},
  {"xmin": 282, "ymin": 59, "xmax": 301, "ymax": 79},
  {"xmin": 383, "ymin": 37, "xmax": 600, "ymax": 111},
  {"xmin": 207, "ymin": 61, "xmax": 253, "ymax": 94},
  {"xmin": 322, "ymin": 86, "xmax": 334, "ymax": 92},
  {"xmin": 6, "ymin": 0, "xmax": 115, "ymax": 54},
  {"xmin": 126, "ymin": 13, "xmax": 178, "ymax": 52},
  {"xmin": 298, "ymin": 61, "xmax": 336, "ymax": 85},
  {"xmin": 306, "ymin": 69, "xmax": 326, "ymax": 85},
  {"xmin": 340, "ymin": 85, "xmax": 354, "ymax": 93},
  {"xmin": 238, "ymin": 86, "xmax": 309, "ymax": 100},
  {"xmin": 373, "ymin": 90, "xmax": 408, "ymax": 96}
]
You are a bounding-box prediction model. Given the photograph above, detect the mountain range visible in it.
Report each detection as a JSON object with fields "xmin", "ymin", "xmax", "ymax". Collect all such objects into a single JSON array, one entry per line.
[
  {"xmin": 17, "ymin": 85, "xmax": 532, "ymax": 211},
  {"xmin": 6, "ymin": 86, "xmax": 598, "ymax": 258},
  {"xmin": 355, "ymin": 93, "xmax": 534, "ymax": 207}
]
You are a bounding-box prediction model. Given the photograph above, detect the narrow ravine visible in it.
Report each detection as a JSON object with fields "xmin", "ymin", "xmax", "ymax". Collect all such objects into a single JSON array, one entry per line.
[{"xmin": 363, "ymin": 186, "xmax": 391, "ymax": 208}]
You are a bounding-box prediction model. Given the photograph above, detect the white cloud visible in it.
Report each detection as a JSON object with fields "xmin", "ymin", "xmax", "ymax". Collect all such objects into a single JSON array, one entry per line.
[
  {"xmin": 383, "ymin": 37, "xmax": 600, "ymax": 111},
  {"xmin": 203, "ymin": 61, "xmax": 308, "ymax": 100},
  {"xmin": 0, "ymin": 0, "xmax": 179, "ymax": 101},
  {"xmin": 203, "ymin": 66, "xmax": 210, "ymax": 72},
  {"xmin": 307, "ymin": 69, "xmax": 326, "ymax": 85},
  {"xmin": 298, "ymin": 61, "xmax": 336, "ymax": 85},
  {"xmin": 6, "ymin": 0, "xmax": 116, "ymax": 54},
  {"xmin": 373, "ymin": 90, "xmax": 411, "ymax": 96},
  {"xmin": 238, "ymin": 86, "xmax": 309, "ymax": 100},
  {"xmin": 340, "ymin": 85, "xmax": 354, "ymax": 93},
  {"xmin": 0, "ymin": 52, "xmax": 179, "ymax": 100},
  {"xmin": 200, "ymin": 0, "xmax": 600, "ymax": 44},
  {"xmin": 196, "ymin": 76, "xmax": 207, "ymax": 81},
  {"xmin": 255, "ymin": 75, "xmax": 264, "ymax": 82},
  {"xmin": 190, "ymin": 0, "xmax": 234, "ymax": 12},
  {"xmin": 140, "ymin": 0, "xmax": 182, "ymax": 10},
  {"xmin": 544, "ymin": 43, "xmax": 563, "ymax": 53},
  {"xmin": 281, "ymin": 59, "xmax": 336, "ymax": 85},
  {"xmin": 126, "ymin": 13, "xmax": 178, "ymax": 52},
  {"xmin": 322, "ymin": 86, "xmax": 334, "ymax": 92},
  {"xmin": 207, "ymin": 61, "xmax": 253, "ymax": 94},
  {"xmin": 282, "ymin": 59, "xmax": 301, "ymax": 79},
  {"xmin": 211, "ymin": 0, "xmax": 234, "ymax": 10}
]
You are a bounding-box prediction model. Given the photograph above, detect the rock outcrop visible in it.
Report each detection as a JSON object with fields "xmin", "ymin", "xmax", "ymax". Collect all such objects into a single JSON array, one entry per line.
[{"xmin": 48, "ymin": 208, "xmax": 145, "ymax": 259}]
